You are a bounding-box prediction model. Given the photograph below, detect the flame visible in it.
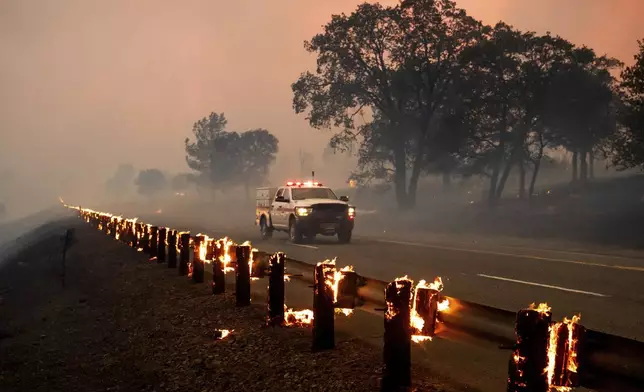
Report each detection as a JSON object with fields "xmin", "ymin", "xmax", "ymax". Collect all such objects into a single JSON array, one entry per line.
[
  {"xmin": 410, "ymin": 277, "xmax": 448, "ymax": 341},
  {"xmin": 284, "ymin": 307, "xmax": 314, "ymax": 326},
  {"xmin": 216, "ymin": 237, "xmax": 235, "ymax": 273},
  {"xmin": 411, "ymin": 335, "xmax": 432, "ymax": 343},
  {"xmin": 319, "ymin": 260, "xmax": 353, "ymax": 317},
  {"xmin": 437, "ymin": 298, "xmax": 450, "ymax": 312},
  {"xmin": 198, "ymin": 235, "xmax": 211, "ymax": 262},
  {"xmin": 529, "ymin": 302, "xmax": 552, "ymax": 315},
  {"xmin": 546, "ymin": 314, "xmax": 581, "ymax": 390},
  {"xmin": 214, "ymin": 329, "xmax": 232, "ymax": 340}
]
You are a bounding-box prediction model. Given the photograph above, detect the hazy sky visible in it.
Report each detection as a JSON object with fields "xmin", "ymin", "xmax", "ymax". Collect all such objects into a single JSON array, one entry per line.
[{"xmin": 1, "ymin": 0, "xmax": 643, "ymax": 207}]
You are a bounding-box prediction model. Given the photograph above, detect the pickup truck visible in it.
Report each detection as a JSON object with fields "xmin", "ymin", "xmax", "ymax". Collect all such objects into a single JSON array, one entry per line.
[{"xmin": 255, "ymin": 181, "xmax": 355, "ymax": 243}]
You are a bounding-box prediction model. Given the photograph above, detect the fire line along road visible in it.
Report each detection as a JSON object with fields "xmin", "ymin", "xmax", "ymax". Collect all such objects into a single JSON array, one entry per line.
[{"xmin": 138, "ymin": 213, "xmax": 644, "ymax": 341}]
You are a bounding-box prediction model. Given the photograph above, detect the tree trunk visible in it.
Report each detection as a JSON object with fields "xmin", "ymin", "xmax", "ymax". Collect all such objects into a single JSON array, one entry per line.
[
  {"xmin": 572, "ymin": 150, "xmax": 578, "ymax": 183},
  {"xmin": 589, "ymin": 151, "xmax": 595, "ymax": 180},
  {"xmin": 580, "ymin": 147, "xmax": 588, "ymax": 184},
  {"xmin": 393, "ymin": 144, "xmax": 409, "ymax": 211},
  {"xmin": 528, "ymin": 157, "xmax": 542, "ymax": 204},
  {"xmin": 496, "ymin": 158, "xmax": 514, "ymax": 200},
  {"xmin": 518, "ymin": 159, "xmax": 526, "ymax": 200}
]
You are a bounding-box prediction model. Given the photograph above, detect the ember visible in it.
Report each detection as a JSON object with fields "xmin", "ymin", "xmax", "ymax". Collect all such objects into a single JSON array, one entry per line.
[{"xmin": 213, "ymin": 329, "xmax": 232, "ymax": 340}]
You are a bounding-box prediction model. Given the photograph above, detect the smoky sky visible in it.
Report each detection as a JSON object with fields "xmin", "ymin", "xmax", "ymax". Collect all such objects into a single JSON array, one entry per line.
[{"xmin": 1, "ymin": 0, "xmax": 643, "ymax": 210}]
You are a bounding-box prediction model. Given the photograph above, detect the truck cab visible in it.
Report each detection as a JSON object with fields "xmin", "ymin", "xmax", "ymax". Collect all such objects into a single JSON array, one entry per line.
[{"xmin": 256, "ymin": 181, "xmax": 355, "ymax": 243}]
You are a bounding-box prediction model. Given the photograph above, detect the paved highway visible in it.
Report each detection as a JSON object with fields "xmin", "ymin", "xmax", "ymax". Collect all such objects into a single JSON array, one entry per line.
[{"xmin": 135, "ymin": 212, "xmax": 644, "ymax": 341}]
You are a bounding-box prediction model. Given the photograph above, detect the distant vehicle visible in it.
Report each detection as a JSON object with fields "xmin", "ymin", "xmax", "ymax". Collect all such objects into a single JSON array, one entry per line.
[{"xmin": 255, "ymin": 181, "xmax": 356, "ymax": 243}]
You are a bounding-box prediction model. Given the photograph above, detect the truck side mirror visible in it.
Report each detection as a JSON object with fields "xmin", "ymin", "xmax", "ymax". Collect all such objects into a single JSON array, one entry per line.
[{"xmin": 339, "ymin": 196, "xmax": 349, "ymax": 202}]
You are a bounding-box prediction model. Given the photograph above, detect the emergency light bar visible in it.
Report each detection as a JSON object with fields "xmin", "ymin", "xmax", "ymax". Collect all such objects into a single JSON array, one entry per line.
[{"xmin": 286, "ymin": 181, "xmax": 323, "ymax": 187}]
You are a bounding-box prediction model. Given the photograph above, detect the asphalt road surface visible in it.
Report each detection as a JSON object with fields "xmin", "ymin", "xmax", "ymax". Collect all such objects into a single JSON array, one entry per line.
[{"xmin": 135, "ymin": 212, "xmax": 644, "ymax": 341}]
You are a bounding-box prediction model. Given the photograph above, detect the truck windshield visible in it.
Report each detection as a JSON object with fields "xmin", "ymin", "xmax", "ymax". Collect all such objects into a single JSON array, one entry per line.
[{"xmin": 291, "ymin": 187, "xmax": 337, "ymax": 200}]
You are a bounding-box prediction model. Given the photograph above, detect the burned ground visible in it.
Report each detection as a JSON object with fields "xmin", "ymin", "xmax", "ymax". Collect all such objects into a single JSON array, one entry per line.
[{"xmin": 0, "ymin": 217, "xmax": 459, "ymax": 392}]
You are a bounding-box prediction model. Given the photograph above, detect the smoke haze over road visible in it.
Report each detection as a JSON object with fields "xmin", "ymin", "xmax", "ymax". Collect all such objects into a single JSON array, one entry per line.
[{"xmin": 1, "ymin": 0, "xmax": 643, "ymax": 218}]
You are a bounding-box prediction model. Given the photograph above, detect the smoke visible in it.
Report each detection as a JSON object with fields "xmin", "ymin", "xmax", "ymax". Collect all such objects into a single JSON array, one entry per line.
[{"xmin": 0, "ymin": 0, "xmax": 642, "ymax": 220}]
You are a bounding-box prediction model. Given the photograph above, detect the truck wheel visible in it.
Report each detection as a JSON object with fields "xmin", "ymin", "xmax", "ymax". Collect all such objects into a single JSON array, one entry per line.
[
  {"xmin": 289, "ymin": 218, "xmax": 303, "ymax": 244},
  {"xmin": 260, "ymin": 216, "xmax": 272, "ymax": 240},
  {"xmin": 338, "ymin": 229, "xmax": 352, "ymax": 244}
]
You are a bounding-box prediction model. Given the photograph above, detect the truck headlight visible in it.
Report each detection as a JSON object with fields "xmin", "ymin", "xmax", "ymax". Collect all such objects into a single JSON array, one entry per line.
[{"xmin": 296, "ymin": 207, "xmax": 311, "ymax": 216}]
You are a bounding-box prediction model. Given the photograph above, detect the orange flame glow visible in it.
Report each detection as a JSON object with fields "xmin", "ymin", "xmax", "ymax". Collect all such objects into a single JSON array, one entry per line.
[{"xmin": 216, "ymin": 237, "xmax": 235, "ymax": 273}]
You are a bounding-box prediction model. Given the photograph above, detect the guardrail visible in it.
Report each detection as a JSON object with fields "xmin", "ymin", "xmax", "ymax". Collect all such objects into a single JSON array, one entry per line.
[{"xmin": 64, "ymin": 204, "xmax": 644, "ymax": 392}]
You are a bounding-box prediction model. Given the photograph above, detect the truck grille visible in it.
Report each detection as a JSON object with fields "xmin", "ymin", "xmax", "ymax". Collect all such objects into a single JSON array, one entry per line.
[{"xmin": 312, "ymin": 204, "xmax": 347, "ymax": 213}]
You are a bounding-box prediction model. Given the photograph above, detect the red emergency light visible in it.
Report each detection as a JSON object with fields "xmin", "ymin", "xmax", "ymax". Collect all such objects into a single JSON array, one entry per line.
[{"xmin": 285, "ymin": 181, "xmax": 323, "ymax": 187}]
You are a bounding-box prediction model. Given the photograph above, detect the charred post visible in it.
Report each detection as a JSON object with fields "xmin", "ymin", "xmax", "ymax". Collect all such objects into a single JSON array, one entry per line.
[
  {"xmin": 149, "ymin": 226, "xmax": 158, "ymax": 258},
  {"xmin": 507, "ymin": 307, "xmax": 552, "ymax": 392},
  {"xmin": 267, "ymin": 252, "xmax": 285, "ymax": 326},
  {"xmin": 414, "ymin": 287, "xmax": 440, "ymax": 336},
  {"xmin": 312, "ymin": 261, "xmax": 335, "ymax": 351},
  {"xmin": 178, "ymin": 233, "xmax": 190, "ymax": 276},
  {"xmin": 382, "ymin": 278, "xmax": 413, "ymax": 390},
  {"xmin": 211, "ymin": 241, "xmax": 226, "ymax": 295},
  {"xmin": 157, "ymin": 228, "xmax": 167, "ymax": 264},
  {"xmin": 167, "ymin": 230, "xmax": 177, "ymax": 268},
  {"xmin": 235, "ymin": 245, "xmax": 251, "ymax": 306},
  {"xmin": 192, "ymin": 235, "xmax": 205, "ymax": 283},
  {"xmin": 336, "ymin": 270, "xmax": 358, "ymax": 310}
]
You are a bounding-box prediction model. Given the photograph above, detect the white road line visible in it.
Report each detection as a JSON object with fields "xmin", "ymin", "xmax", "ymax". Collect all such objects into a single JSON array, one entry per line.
[
  {"xmin": 477, "ymin": 274, "xmax": 610, "ymax": 297},
  {"xmin": 371, "ymin": 238, "xmax": 644, "ymax": 272},
  {"xmin": 287, "ymin": 243, "xmax": 318, "ymax": 250}
]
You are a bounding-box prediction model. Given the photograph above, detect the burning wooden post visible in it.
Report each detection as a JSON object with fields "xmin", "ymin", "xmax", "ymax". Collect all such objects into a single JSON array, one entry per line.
[
  {"xmin": 235, "ymin": 244, "xmax": 252, "ymax": 307},
  {"xmin": 167, "ymin": 230, "xmax": 177, "ymax": 268},
  {"xmin": 141, "ymin": 225, "xmax": 150, "ymax": 253},
  {"xmin": 110, "ymin": 218, "xmax": 118, "ymax": 238},
  {"xmin": 312, "ymin": 260, "xmax": 335, "ymax": 351},
  {"xmin": 149, "ymin": 226, "xmax": 158, "ymax": 258},
  {"xmin": 546, "ymin": 315, "xmax": 584, "ymax": 391},
  {"xmin": 157, "ymin": 227, "xmax": 167, "ymax": 264},
  {"xmin": 102, "ymin": 216, "xmax": 110, "ymax": 234},
  {"xmin": 211, "ymin": 240, "xmax": 227, "ymax": 295},
  {"xmin": 382, "ymin": 277, "xmax": 413, "ymax": 391},
  {"xmin": 192, "ymin": 235, "xmax": 205, "ymax": 283},
  {"xmin": 507, "ymin": 303, "xmax": 553, "ymax": 392},
  {"xmin": 178, "ymin": 232, "xmax": 190, "ymax": 276},
  {"xmin": 267, "ymin": 252, "xmax": 285, "ymax": 326},
  {"xmin": 335, "ymin": 268, "xmax": 358, "ymax": 310},
  {"xmin": 131, "ymin": 223, "xmax": 140, "ymax": 249}
]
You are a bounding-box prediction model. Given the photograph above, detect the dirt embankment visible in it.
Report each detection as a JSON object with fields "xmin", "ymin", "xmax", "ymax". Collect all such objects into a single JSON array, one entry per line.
[{"xmin": 0, "ymin": 218, "xmax": 455, "ymax": 392}]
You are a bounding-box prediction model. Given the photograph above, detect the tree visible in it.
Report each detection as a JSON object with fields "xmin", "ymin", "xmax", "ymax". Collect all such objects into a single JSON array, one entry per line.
[
  {"xmin": 545, "ymin": 47, "xmax": 621, "ymax": 183},
  {"xmin": 105, "ymin": 163, "xmax": 135, "ymax": 197},
  {"xmin": 238, "ymin": 129, "xmax": 279, "ymax": 198},
  {"xmin": 184, "ymin": 112, "xmax": 279, "ymax": 195},
  {"xmin": 135, "ymin": 169, "xmax": 167, "ymax": 197},
  {"xmin": 292, "ymin": 0, "xmax": 482, "ymax": 210},
  {"xmin": 614, "ymin": 39, "xmax": 644, "ymax": 169},
  {"xmin": 184, "ymin": 112, "xmax": 229, "ymax": 188}
]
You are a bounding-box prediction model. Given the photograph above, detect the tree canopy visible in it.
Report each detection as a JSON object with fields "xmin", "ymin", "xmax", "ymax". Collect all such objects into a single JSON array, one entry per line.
[
  {"xmin": 293, "ymin": 0, "xmax": 628, "ymax": 209},
  {"xmin": 184, "ymin": 112, "xmax": 279, "ymax": 194},
  {"xmin": 135, "ymin": 169, "xmax": 167, "ymax": 197}
]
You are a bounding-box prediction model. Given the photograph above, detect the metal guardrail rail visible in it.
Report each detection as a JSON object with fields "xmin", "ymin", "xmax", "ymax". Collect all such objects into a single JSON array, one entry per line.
[
  {"xmin": 278, "ymin": 253, "xmax": 644, "ymax": 392},
  {"xmin": 66, "ymin": 204, "xmax": 644, "ymax": 392}
]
